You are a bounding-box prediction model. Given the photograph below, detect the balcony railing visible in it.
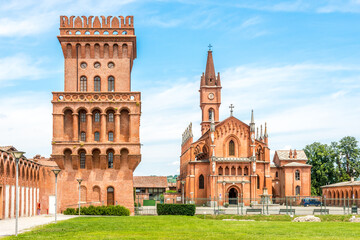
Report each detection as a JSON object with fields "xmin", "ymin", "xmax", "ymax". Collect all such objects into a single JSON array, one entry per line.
[{"xmin": 52, "ymin": 92, "xmax": 140, "ymax": 103}]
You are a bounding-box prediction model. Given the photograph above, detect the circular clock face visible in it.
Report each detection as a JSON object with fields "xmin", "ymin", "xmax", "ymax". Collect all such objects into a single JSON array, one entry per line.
[
  {"xmin": 208, "ymin": 93, "xmax": 215, "ymax": 100},
  {"xmin": 80, "ymin": 62, "xmax": 87, "ymax": 69},
  {"xmin": 108, "ymin": 62, "xmax": 115, "ymax": 68},
  {"xmin": 94, "ymin": 62, "xmax": 101, "ymax": 69}
]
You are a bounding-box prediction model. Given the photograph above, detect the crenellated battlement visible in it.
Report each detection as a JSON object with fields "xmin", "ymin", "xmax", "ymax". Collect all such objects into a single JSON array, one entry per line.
[{"xmin": 59, "ymin": 16, "xmax": 134, "ymax": 36}]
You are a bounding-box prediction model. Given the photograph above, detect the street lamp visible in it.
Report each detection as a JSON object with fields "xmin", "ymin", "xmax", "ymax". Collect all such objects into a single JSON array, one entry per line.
[
  {"xmin": 76, "ymin": 178, "xmax": 83, "ymax": 216},
  {"xmin": 51, "ymin": 169, "xmax": 61, "ymax": 223},
  {"xmin": 12, "ymin": 151, "xmax": 25, "ymax": 236}
]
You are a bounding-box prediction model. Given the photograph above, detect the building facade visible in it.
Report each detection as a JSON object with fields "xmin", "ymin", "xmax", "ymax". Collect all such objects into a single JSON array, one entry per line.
[
  {"xmin": 179, "ymin": 50, "xmax": 311, "ymax": 205},
  {"xmin": 321, "ymin": 180, "xmax": 360, "ymax": 206},
  {"xmin": 51, "ymin": 15, "xmax": 141, "ymax": 213}
]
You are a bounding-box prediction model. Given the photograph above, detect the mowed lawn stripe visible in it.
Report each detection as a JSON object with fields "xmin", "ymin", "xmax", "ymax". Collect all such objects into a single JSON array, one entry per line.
[{"xmin": 3, "ymin": 216, "xmax": 360, "ymax": 240}]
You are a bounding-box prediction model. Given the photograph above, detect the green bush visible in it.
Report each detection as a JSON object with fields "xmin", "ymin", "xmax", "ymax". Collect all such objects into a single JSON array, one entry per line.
[
  {"xmin": 63, "ymin": 208, "xmax": 76, "ymax": 215},
  {"xmin": 63, "ymin": 205, "xmax": 130, "ymax": 216},
  {"xmin": 157, "ymin": 204, "xmax": 195, "ymax": 216}
]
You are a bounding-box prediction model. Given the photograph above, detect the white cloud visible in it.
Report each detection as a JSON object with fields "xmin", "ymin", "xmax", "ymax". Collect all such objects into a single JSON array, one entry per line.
[
  {"xmin": 0, "ymin": 92, "xmax": 52, "ymax": 159},
  {"xmin": 0, "ymin": 54, "xmax": 46, "ymax": 83}
]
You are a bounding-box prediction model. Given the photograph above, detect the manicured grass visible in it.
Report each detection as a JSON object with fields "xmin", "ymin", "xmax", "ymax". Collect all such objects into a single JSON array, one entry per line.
[{"xmin": 3, "ymin": 215, "xmax": 360, "ymax": 240}]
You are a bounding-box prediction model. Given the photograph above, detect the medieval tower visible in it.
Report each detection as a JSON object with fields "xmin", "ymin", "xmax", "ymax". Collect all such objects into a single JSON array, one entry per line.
[{"xmin": 51, "ymin": 16, "xmax": 141, "ymax": 213}]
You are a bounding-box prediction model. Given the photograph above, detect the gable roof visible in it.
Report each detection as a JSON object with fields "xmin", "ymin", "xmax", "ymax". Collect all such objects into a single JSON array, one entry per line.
[
  {"xmin": 283, "ymin": 162, "xmax": 311, "ymax": 167},
  {"xmin": 276, "ymin": 150, "xmax": 308, "ymax": 161},
  {"xmin": 133, "ymin": 176, "xmax": 168, "ymax": 188}
]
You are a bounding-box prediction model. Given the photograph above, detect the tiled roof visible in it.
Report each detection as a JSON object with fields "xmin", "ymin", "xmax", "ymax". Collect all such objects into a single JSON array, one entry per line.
[
  {"xmin": 0, "ymin": 146, "xmax": 17, "ymax": 152},
  {"xmin": 321, "ymin": 181, "xmax": 360, "ymax": 188},
  {"xmin": 34, "ymin": 159, "xmax": 58, "ymax": 167},
  {"xmin": 276, "ymin": 150, "xmax": 308, "ymax": 161},
  {"xmin": 283, "ymin": 162, "xmax": 311, "ymax": 167},
  {"xmin": 133, "ymin": 176, "xmax": 168, "ymax": 188}
]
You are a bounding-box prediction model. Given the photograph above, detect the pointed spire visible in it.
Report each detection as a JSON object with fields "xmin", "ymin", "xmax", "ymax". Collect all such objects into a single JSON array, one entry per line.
[
  {"xmin": 256, "ymin": 127, "xmax": 259, "ymax": 139},
  {"xmin": 264, "ymin": 122, "xmax": 268, "ymax": 138},
  {"xmin": 250, "ymin": 109, "xmax": 255, "ymax": 132},
  {"xmin": 204, "ymin": 49, "xmax": 216, "ymax": 86},
  {"xmin": 210, "ymin": 112, "xmax": 215, "ymax": 133},
  {"xmin": 260, "ymin": 125, "xmax": 263, "ymax": 139}
]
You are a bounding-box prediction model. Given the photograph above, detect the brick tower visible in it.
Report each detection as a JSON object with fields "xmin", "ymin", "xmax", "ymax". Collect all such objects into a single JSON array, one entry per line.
[
  {"xmin": 51, "ymin": 16, "xmax": 141, "ymax": 213},
  {"xmin": 200, "ymin": 49, "xmax": 222, "ymax": 134}
]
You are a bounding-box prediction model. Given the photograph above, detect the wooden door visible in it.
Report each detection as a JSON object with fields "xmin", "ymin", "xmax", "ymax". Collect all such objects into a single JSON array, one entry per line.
[{"xmin": 107, "ymin": 187, "xmax": 114, "ymax": 206}]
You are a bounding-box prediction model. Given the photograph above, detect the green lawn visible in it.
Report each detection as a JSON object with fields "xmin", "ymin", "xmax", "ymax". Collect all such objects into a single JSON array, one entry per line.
[{"xmin": 3, "ymin": 215, "xmax": 360, "ymax": 240}]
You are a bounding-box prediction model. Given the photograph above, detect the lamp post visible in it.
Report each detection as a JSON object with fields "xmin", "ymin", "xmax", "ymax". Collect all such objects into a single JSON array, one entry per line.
[
  {"xmin": 12, "ymin": 151, "xmax": 25, "ymax": 236},
  {"xmin": 51, "ymin": 169, "xmax": 61, "ymax": 223},
  {"xmin": 76, "ymin": 178, "xmax": 83, "ymax": 216}
]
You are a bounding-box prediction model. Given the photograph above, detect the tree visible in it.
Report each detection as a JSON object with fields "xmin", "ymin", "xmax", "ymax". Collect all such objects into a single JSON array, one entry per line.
[
  {"xmin": 304, "ymin": 136, "xmax": 360, "ymax": 195},
  {"xmin": 304, "ymin": 142, "xmax": 338, "ymax": 195},
  {"xmin": 337, "ymin": 136, "xmax": 360, "ymax": 180}
]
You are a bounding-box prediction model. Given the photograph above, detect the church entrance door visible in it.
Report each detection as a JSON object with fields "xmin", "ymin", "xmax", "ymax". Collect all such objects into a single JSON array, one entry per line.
[
  {"xmin": 228, "ymin": 188, "xmax": 238, "ymax": 205},
  {"xmin": 107, "ymin": 187, "xmax": 114, "ymax": 206}
]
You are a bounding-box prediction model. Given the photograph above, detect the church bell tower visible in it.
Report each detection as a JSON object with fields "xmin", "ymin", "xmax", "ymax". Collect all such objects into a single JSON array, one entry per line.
[{"xmin": 200, "ymin": 48, "xmax": 222, "ymax": 134}]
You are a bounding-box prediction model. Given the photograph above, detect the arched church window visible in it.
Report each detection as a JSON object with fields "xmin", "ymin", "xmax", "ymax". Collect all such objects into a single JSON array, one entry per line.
[
  {"xmin": 94, "ymin": 76, "xmax": 101, "ymax": 92},
  {"xmin": 80, "ymin": 76, "xmax": 87, "ymax": 91},
  {"xmin": 208, "ymin": 108, "xmax": 214, "ymax": 121},
  {"xmin": 218, "ymin": 167, "xmax": 223, "ymax": 176},
  {"xmin": 108, "ymin": 76, "xmax": 115, "ymax": 91},
  {"xmin": 108, "ymin": 132, "xmax": 114, "ymax": 142},
  {"xmin": 229, "ymin": 140, "xmax": 235, "ymax": 156},
  {"xmin": 94, "ymin": 132, "xmax": 100, "ymax": 141},
  {"xmin": 80, "ymin": 132, "xmax": 86, "ymax": 141},
  {"xmin": 80, "ymin": 112, "xmax": 86, "ymax": 122},
  {"xmin": 108, "ymin": 113, "xmax": 114, "ymax": 122},
  {"xmin": 225, "ymin": 167, "xmax": 229, "ymax": 175},
  {"xmin": 108, "ymin": 152, "xmax": 114, "ymax": 168},
  {"xmin": 257, "ymin": 175, "xmax": 260, "ymax": 189},
  {"xmin": 276, "ymin": 171, "xmax": 278, "ymax": 178},
  {"xmin": 295, "ymin": 170, "xmax": 300, "ymax": 181},
  {"xmin": 80, "ymin": 151, "xmax": 86, "ymax": 169},
  {"xmin": 199, "ymin": 174, "xmax": 204, "ymax": 189},
  {"xmin": 94, "ymin": 112, "xmax": 100, "ymax": 122},
  {"xmin": 244, "ymin": 167, "xmax": 248, "ymax": 176},
  {"xmin": 295, "ymin": 185, "xmax": 300, "ymax": 195}
]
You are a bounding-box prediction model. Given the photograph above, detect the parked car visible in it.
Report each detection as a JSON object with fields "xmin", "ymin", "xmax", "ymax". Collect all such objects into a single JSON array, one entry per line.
[{"xmin": 301, "ymin": 198, "xmax": 322, "ymax": 207}]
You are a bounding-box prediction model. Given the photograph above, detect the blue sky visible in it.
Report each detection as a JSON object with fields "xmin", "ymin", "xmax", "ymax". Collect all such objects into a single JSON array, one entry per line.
[{"xmin": 0, "ymin": 0, "xmax": 360, "ymax": 176}]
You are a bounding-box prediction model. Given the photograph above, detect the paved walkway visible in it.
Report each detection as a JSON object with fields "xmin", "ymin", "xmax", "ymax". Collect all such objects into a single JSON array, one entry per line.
[{"xmin": 0, "ymin": 215, "xmax": 77, "ymax": 237}]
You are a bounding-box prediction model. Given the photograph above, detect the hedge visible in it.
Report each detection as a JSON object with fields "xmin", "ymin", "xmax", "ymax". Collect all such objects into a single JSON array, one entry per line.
[
  {"xmin": 157, "ymin": 204, "xmax": 195, "ymax": 216},
  {"xmin": 63, "ymin": 205, "xmax": 130, "ymax": 216}
]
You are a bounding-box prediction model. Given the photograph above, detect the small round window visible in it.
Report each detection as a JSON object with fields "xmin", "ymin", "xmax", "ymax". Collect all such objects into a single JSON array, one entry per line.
[
  {"xmin": 108, "ymin": 62, "xmax": 115, "ymax": 68},
  {"xmin": 80, "ymin": 62, "xmax": 87, "ymax": 69},
  {"xmin": 94, "ymin": 62, "xmax": 101, "ymax": 69}
]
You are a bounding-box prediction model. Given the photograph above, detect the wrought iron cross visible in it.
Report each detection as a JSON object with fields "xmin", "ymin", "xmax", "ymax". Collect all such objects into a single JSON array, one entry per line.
[
  {"xmin": 229, "ymin": 104, "xmax": 234, "ymax": 116},
  {"xmin": 208, "ymin": 44, "xmax": 213, "ymax": 51}
]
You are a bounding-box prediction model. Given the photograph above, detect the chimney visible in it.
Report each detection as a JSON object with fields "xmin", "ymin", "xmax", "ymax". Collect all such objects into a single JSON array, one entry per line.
[
  {"xmin": 294, "ymin": 149, "xmax": 297, "ymax": 159},
  {"xmin": 289, "ymin": 149, "xmax": 292, "ymax": 158}
]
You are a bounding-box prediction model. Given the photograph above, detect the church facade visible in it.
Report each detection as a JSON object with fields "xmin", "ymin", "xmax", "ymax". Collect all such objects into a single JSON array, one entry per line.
[{"xmin": 179, "ymin": 50, "xmax": 311, "ymax": 205}]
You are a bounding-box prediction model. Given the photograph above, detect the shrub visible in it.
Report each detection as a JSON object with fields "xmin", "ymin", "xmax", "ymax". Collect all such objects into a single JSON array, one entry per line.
[
  {"xmin": 63, "ymin": 208, "xmax": 76, "ymax": 215},
  {"xmin": 63, "ymin": 205, "xmax": 130, "ymax": 216},
  {"xmin": 165, "ymin": 190, "xmax": 177, "ymax": 193},
  {"xmin": 157, "ymin": 204, "xmax": 195, "ymax": 216}
]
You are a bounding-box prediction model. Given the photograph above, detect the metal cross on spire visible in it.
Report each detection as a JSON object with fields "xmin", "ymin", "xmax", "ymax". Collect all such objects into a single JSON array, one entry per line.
[
  {"xmin": 229, "ymin": 104, "xmax": 234, "ymax": 116},
  {"xmin": 208, "ymin": 44, "xmax": 213, "ymax": 51}
]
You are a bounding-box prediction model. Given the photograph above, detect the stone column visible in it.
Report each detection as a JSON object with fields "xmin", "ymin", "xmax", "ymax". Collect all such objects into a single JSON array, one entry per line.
[
  {"xmin": 71, "ymin": 154, "xmax": 79, "ymax": 170},
  {"xmin": 72, "ymin": 113, "xmax": 79, "ymax": 141},
  {"xmin": 129, "ymin": 113, "xmax": 140, "ymax": 142},
  {"xmin": 100, "ymin": 113, "xmax": 107, "ymax": 142},
  {"xmin": 86, "ymin": 154, "xmax": 92, "ymax": 170},
  {"xmin": 86, "ymin": 113, "xmax": 92, "ymax": 142},
  {"xmin": 114, "ymin": 113, "xmax": 120, "ymax": 142},
  {"xmin": 52, "ymin": 113, "xmax": 64, "ymax": 141},
  {"xmin": 114, "ymin": 154, "xmax": 121, "ymax": 170},
  {"xmin": 100, "ymin": 154, "xmax": 107, "ymax": 170}
]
